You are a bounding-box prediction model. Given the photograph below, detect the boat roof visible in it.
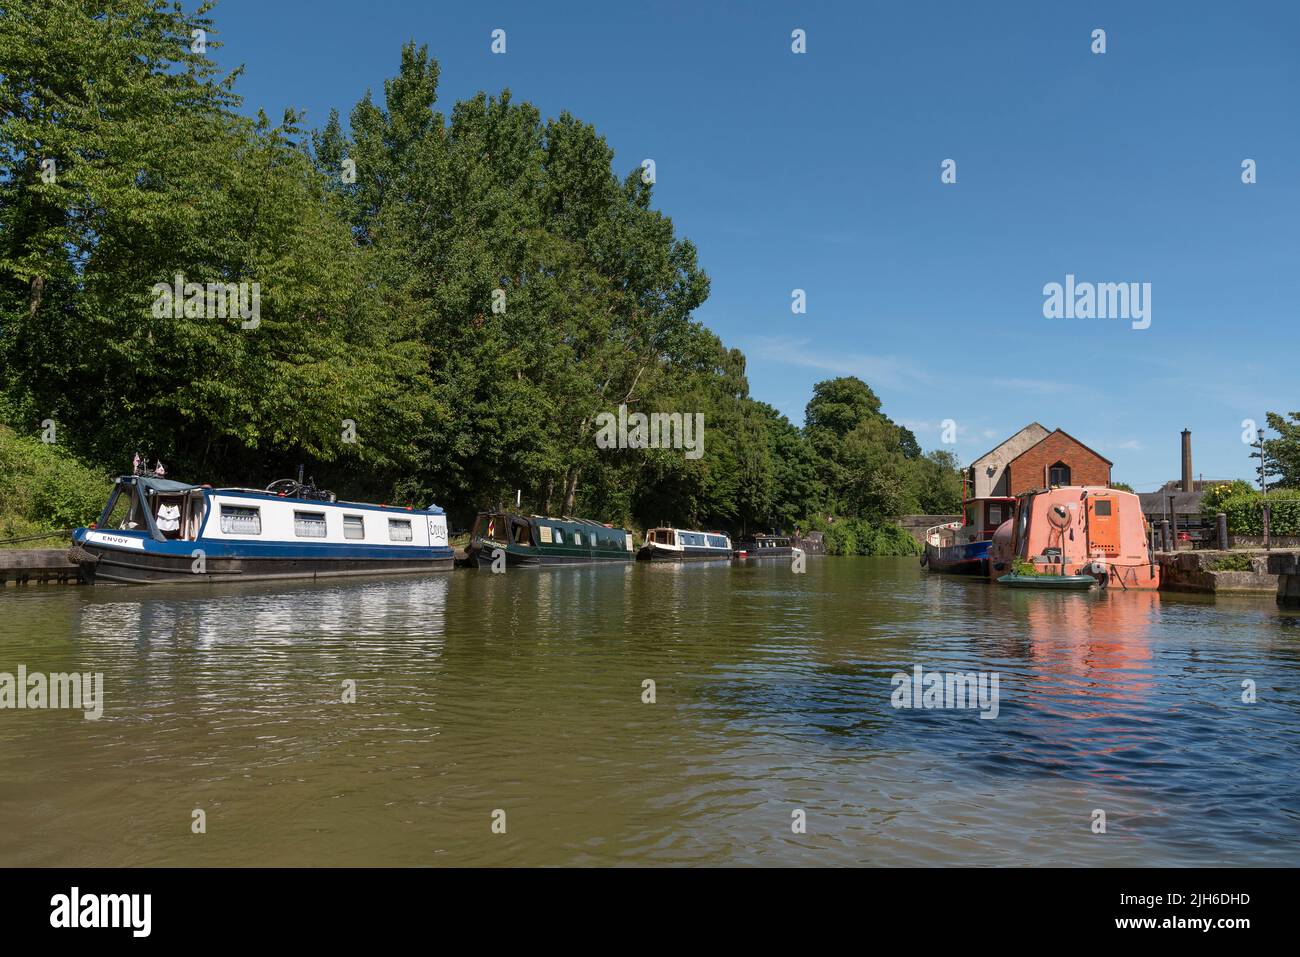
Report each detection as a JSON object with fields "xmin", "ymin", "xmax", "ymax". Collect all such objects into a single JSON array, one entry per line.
[
  {"xmin": 480, "ymin": 511, "xmax": 628, "ymax": 532},
  {"xmin": 650, "ymin": 527, "xmax": 730, "ymax": 536},
  {"xmin": 116, "ymin": 475, "xmax": 202, "ymax": 494},
  {"xmin": 115, "ymin": 476, "xmax": 445, "ymax": 514},
  {"xmin": 1019, "ymin": 485, "xmax": 1132, "ymax": 499}
]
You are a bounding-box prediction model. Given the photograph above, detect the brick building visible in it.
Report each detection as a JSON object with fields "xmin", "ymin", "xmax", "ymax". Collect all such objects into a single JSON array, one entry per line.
[{"xmin": 968, "ymin": 424, "xmax": 1112, "ymax": 497}]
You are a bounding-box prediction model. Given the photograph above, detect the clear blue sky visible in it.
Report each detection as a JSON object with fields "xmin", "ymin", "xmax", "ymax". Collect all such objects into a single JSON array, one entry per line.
[{"xmin": 208, "ymin": 0, "xmax": 1298, "ymax": 491}]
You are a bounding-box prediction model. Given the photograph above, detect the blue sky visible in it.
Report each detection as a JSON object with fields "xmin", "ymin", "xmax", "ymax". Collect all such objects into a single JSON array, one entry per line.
[{"xmin": 208, "ymin": 0, "xmax": 1298, "ymax": 491}]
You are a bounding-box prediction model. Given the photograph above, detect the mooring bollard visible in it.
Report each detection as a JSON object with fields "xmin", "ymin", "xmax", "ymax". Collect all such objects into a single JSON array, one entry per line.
[
  {"xmin": 1217, "ymin": 512, "xmax": 1228, "ymax": 551},
  {"xmin": 1160, "ymin": 520, "xmax": 1171, "ymax": 552}
]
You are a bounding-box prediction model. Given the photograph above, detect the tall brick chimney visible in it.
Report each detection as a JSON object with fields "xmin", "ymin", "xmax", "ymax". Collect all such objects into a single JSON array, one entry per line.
[{"xmin": 1181, "ymin": 429, "xmax": 1193, "ymax": 492}]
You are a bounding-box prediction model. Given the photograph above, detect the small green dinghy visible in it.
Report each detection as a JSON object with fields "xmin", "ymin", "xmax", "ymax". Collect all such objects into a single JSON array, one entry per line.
[{"xmin": 1000, "ymin": 573, "xmax": 1097, "ymax": 590}]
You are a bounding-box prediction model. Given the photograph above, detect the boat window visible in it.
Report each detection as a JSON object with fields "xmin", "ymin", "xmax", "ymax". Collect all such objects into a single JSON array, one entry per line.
[
  {"xmin": 184, "ymin": 493, "xmax": 205, "ymax": 540},
  {"xmin": 1094, "ymin": 499, "xmax": 1112, "ymax": 516},
  {"xmin": 625, "ymin": 534, "xmax": 633, "ymax": 551},
  {"xmin": 103, "ymin": 485, "xmax": 148, "ymax": 531},
  {"xmin": 388, "ymin": 519, "xmax": 413, "ymax": 542},
  {"xmin": 480, "ymin": 514, "xmax": 507, "ymax": 542},
  {"xmin": 538, "ymin": 525, "xmax": 553, "ymax": 544},
  {"xmin": 295, "ymin": 511, "xmax": 327, "ymax": 538},
  {"xmin": 1015, "ymin": 498, "xmax": 1031, "ymax": 552},
  {"xmin": 513, "ymin": 523, "xmax": 532, "ymax": 545},
  {"xmin": 554, "ymin": 529, "xmax": 565, "ymax": 545},
  {"xmin": 574, "ymin": 531, "xmax": 582, "ymax": 546},
  {"xmin": 343, "ymin": 515, "xmax": 365, "ymax": 539},
  {"xmin": 707, "ymin": 534, "xmax": 728, "ymax": 549},
  {"xmin": 221, "ymin": 505, "xmax": 262, "ymax": 535}
]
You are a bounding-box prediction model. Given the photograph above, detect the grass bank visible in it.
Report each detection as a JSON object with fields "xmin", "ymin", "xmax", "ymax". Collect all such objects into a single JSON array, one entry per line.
[{"xmin": 0, "ymin": 426, "xmax": 109, "ymax": 547}]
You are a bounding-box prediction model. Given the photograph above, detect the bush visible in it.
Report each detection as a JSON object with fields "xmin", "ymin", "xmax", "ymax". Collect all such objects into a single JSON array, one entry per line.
[
  {"xmin": 0, "ymin": 426, "xmax": 110, "ymax": 544},
  {"xmin": 801, "ymin": 515, "xmax": 920, "ymax": 556},
  {"xmin": 1200, "ymin": 480, "xmax": 1256, "ymax": 517},
  {"xmin": 1209, "ymin": 553, "xmax": 1254, "ymax": 571},
  {"xmin": 1219, "ymin": 489, "xmax": 1300, "ymax": 536},
  {"xmin": 864, "ymin": 523, "xmax": 922, "ymax": 556}
]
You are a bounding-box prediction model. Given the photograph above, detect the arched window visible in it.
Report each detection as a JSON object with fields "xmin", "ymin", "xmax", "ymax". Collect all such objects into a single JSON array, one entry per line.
[{"xmin": 1048, "ymin": 461, "xmax": 1071, "ymax": 486}]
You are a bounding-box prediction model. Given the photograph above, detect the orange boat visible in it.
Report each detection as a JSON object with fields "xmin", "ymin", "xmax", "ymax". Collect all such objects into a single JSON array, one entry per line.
[{"xmin": 988, "ymin": 486, "xmax": 1160, "ymax": 590}]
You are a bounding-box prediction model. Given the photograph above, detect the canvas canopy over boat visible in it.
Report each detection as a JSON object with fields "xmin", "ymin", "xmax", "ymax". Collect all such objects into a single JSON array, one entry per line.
[
  {"xmin": 638, "ymin": 528, "xmax": 733, "ymax": 562},
  {"xmin": 70, "ymin": 474, "xmax": 453, "ymax": 584},
  {"xmin": 921, "ymin": 497, "xmax": 1016, "ymax": 576},
  {"xmin": 466, "ymin": 512, "xmax": 634, "ymax": 567},
  {"xmin": 988, "ymin": 485, "xmax": 1159, "ymax": 590}
]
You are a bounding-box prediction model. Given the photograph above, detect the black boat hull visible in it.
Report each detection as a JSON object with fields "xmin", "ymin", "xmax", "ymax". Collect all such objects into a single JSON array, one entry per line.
[{"xmin": 469, "ymin": 544, "xmax": 632, "ymax": 568}]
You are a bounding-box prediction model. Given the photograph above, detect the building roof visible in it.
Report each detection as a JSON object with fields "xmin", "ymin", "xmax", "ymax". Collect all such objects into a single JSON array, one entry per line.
[
  {"xmin": 1138, "ymin": 479, "xmax": 1238, "ymax": 515},
  {"xmin": 1004, "ymin": 428, "xmax": 1114, "ymax": 468},
  {"xmin": 969, "ymin": 422, "xmax": 1049, "ymax": 467}
]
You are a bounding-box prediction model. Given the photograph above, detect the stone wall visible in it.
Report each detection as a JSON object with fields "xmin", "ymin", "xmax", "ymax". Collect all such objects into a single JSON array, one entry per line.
[
  {"xmin": 969, "ymin": 424, "xmax": 1049, "ymax": 497},
  {"xmin": 1267, "ymin": 552, "xmax": 1300, "ymax": 607},
  {"xmin": 1155, "ymin": 550, "xmax": 1279, "ymax": 595},
  {"xmin": 1230, "ymin": 535, "xmax": 1300, "ymax": 549},
  {"xmin": 892, "ymin": 515, "xmax": 962, "ymax": 544},
  {"xmin": 793, "ymin": 531, "xmax": 825, "ymax": 555}
]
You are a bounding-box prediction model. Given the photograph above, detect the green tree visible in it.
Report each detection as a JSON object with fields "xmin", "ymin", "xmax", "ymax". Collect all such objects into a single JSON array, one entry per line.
[{"xmin": 1264, "ymin": 411, "xmax": 1300, "ymax": 489}]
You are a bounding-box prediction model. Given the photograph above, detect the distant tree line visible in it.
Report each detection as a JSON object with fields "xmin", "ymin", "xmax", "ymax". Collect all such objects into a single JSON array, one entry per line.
[{"xmin": 0, "ymin": 1, "xmax": 962, "ymax": 546}]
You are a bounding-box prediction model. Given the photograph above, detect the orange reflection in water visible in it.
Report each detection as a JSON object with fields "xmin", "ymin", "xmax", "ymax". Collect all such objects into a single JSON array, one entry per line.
[{"xmin": 1021, "ymin": 589, "xmax": 1159, "ymax": 714}]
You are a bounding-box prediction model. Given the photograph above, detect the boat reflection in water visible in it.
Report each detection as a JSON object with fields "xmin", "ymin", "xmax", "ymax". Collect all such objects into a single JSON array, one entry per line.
[{"xmin": 1018, "ymin": 589, "xmax": 1158, "ymax": 714}]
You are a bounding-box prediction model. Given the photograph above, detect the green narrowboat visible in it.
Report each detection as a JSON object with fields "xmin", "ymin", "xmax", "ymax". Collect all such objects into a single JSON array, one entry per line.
[{"xmin": 467, "ymin": 512, "xmax": 636, "ymax": 568}]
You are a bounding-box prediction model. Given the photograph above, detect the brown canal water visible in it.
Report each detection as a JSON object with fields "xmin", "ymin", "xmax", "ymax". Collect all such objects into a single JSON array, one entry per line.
[{"xmin": 1, "ymin": 557, "xmax": 1297, "ymax": 866}]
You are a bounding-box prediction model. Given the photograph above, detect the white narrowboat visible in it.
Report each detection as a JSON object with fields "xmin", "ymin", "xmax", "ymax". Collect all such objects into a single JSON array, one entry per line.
[
  {"xmin": 637, "ymin": 528, "xmax": 733, "ymax": 562},
  {"xmin": 71, "ymin": 474, "xmax": 453, "ymax": 584}
]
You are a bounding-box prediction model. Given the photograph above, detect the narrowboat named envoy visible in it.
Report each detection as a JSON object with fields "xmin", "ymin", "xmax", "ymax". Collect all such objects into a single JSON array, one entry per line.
[
  {"xmin": 921, "ymin": 496, "xmax": 1016, "ymax": 576},
  {"xmin": 638, "ymin": 528, "xmax": 733, "ymax": 562},
  {"xmin": 70, "ymin": 474, "xmax": 453, "ymax": 584},
  {"xmin": 466, "ymin": 512, "xmax": 635, "ymax": 567}
]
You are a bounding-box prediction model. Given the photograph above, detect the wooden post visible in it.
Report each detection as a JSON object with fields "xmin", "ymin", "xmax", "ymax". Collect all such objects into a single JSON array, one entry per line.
[
  {"xmin": 1217, "ymin": 512, "xmax": 1229, "ymax": 551},
  {"xmin": 1160, "ymin": 519, "xmax": 1171, "ymax": 552},
  {"xmin": 1263, "ymin": 503, "xmax": 1271, "ymax": 551}
]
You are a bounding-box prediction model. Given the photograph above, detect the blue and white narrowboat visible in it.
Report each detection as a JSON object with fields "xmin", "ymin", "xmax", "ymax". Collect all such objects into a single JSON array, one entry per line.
[
  {"xmin": 70, "ymin": 474, "xmax": 454, "ymax": 584},
  {"xmin": 637, "ymin": 527, "xmax": 733, "ymax": 562}
]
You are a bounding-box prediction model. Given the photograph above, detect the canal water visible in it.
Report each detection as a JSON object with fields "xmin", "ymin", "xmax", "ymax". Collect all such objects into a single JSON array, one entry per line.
[{"xmin": 1, "ymin": 558, "xmax": 1297, "ymax": 866}]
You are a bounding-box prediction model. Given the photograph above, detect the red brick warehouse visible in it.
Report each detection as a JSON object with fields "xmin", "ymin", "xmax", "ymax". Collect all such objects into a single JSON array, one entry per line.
[{"xmin": 1004, "ymin": 429, "xmax": 1111, "ymax": 496}]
